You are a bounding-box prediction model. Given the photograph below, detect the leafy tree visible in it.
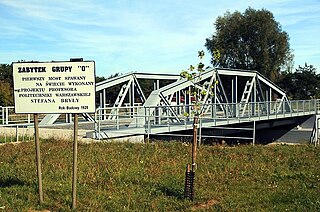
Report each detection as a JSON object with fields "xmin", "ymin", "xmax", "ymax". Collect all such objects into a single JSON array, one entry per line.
[
  {"xmin": 0, "ymin": 64, "xmax": 14, "ymax": 106},
  {"xmin": 278, "ymin": 63, "xmax": 320, "ymax": 99},
  {"xmin": 180, "ymin": 50, "xmax": 220, "ymax": 200},
  {"xmin": 205, "ymin": 7, "xmax": 293, "ymax": 82},
  {"xmin": 0, "ymin": 80, "xmax": 13, "ymax": 106},
  {"xmin": 95, "ymin": 76, "xmax": 106, "ymax": 83},
  {"xmin": 0, "ymin": 64, "xmax": 13, "ymax": 87}
]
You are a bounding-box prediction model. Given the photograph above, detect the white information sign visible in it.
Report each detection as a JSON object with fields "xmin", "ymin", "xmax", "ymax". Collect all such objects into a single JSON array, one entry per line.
[{"xmin": 13, "ymin": 61, "xmax": 96, "ymax": 114}]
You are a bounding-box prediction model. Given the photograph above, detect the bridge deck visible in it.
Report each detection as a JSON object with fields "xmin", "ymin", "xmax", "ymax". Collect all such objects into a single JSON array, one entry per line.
[{"xmin": 88, "ymin": 101, "xmax": 317, "ymax": 140}]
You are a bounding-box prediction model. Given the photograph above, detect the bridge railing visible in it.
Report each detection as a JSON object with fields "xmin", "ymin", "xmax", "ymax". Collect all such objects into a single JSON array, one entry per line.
[
  {"xmin": 0, "ymin": 106, "xmax": 89, "ymax": 126},
  {"xmin": 94, "ymin": 99, "xmax": 318, "ymax": 134},
  {"xmin": 1, "ymin": 99, "xmax": 318, "ymax": 130},
  {"xmin": 0, "ymin": 106, "xmax": 33, "ymax": 125}
]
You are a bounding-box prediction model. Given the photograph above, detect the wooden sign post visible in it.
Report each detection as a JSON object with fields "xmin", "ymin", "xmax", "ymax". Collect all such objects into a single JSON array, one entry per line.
[
  {"xmin": 34, "ymin": 113, "xmax": 43, "ymax": 203},
  {"xmin": 72, "ymin": 113, "xmax": 78, "ymax": 209}
]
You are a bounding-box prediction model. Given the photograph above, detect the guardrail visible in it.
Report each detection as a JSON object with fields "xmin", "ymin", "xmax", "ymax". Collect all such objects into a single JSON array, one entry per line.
[
  {"xmin": 1, "ymin": 99, "xmax": 318, "ymax": 137},
  {"xmin": 0, "ymin": 106, "xmax": 33, "ymax": 125},
  {"xmin": 94, "ymin": 99, "xmax": 318, "ymax": 137}
]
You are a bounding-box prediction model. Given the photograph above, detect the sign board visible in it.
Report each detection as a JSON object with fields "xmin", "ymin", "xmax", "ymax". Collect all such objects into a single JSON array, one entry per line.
[{"xmin": 12, "ymin": 61, "xmax": 96, "ymax": 114}]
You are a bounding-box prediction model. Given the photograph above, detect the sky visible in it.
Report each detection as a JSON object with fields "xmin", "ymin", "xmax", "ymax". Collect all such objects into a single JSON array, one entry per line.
[{"xmin": 0, "ymin": 0, "xmax": 319, "ymax": 77}]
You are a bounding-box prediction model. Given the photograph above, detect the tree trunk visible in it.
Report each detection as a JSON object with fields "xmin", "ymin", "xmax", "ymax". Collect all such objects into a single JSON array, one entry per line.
[{"xmin": 192, "ymin": 116, "xmax": 198, "ymax": 171}]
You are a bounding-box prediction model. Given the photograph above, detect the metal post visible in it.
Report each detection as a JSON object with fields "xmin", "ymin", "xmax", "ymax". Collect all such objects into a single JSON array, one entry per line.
[
  {"xmin": 318, "ymin": 117, "xmax": 320, "ymax": 147},
  {"xmin": 98, "ymin": 109, "xmax": 101, "ymax": 140},
  {"xmin": 283, "ymin": 100, "xmax": 286, "ymax": 115},
  {"xmin": 214, "ymin": 74, "xmax": 217, "ymax": 114},
  {"xmin": 34, "ymin": 114, "xmax": 43, "ymax": 204},
  {"xmin": 237, "ymin": 102, "xmax": 240, "ymax": 123},
  {"xmin": 226, "ymin": 104, "xmax": 229, "ymax": 124},
  {"xmin": 116, "ymin": 108, "xmax": 119, "ymax": 130},
  {"xmin": 72, "ymin": 114, "xmax": 78, "ymax": 209},
  {"xmin": 103, "ymin": 89, "xmax": 106, "ymax": 120},
  {"xmin": 153, "ymin": 106, "xmax": 156, "ymax": 125},
  {"xmin": 1, "ymin": 107, "xmax": 4, "ymax": 125},
  {"xmin": 266, "ymin": 91, "xmax": 269, "ymax": 115},
  {"xmin": 5, "ymin": 107, "xmax": 8, "ymax": 125},
  {"xmin": 99, "ymin": 92, "xmax": 103, "ymax": 109},
  {"xmin": 131, "ymin": 81, "xmax": 135, "ymax": 118},
  {"xmin": 144, "ymin": 107, "xmax": 147, "ymax": 130},
  {"xmin": 184, "ymin": 90, "xmax": 188, "ymax": 119},
  {"xmin": 177, "ymin": 91, "xmax": 181, "ymax": 114},
  {"xmin": 315, "ymin": 116, "xmax": 318, "ymax": 147},
  {"xmin": 253, "ymin": 120, "xmax": 256, "ymax": 145},
  {"xmin": 232, "ymin": 78, "xmax": 237, "ymax": 117},
  {"xmin": 16, "ymin": 125, "xmax": 19, "ymax": 142},
  {"xmin": 94, "ymin": 109, "xmax": 97, "ymax": 138},
  {"xmin": 267, "ymin": 99, "xmax": 270, "ymax": 119},
  {"xmin": 128, "ymin": 81, "xmax": 133, "ymax": 118},
  {"xmin": 235, "ymin": 76, "xmax": 238, "ymax": 116},
  {"xmin": 253, "ymin": 77, "xmax": 256, "ymax": 116},
  {"xmin": 248, "ymin": 102, "xmax": 251, "ymax": 120},
  {"xmin": 269, "ymin": 88, "xmax": 272, "ymax": 104},
  {"xmin": 231, "ymin": 79, "xmax": 234, "ymax": 116},
  {"xmin": 149, "ymin": 107, "xmax": 152, "ymax": 129},
  {"xmin": 147, "ymin": 108, "xmax": 151, "ymax": 141},
  {"xmin": 129, "ymin": 81, "xmax": 132, "ymax": 107},
  {"xmin": 157, "ymin": 106, "xmax": 161, "ymax": 124}
]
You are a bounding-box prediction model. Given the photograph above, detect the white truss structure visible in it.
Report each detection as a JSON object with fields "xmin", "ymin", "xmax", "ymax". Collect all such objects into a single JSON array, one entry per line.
[
  {"xmin": 39, "ymin": 68, "xmax": 291, "ymax": 126},
  {"xmin": 131, "ymin": 67, "xmax": 291, "ymax": 126}
]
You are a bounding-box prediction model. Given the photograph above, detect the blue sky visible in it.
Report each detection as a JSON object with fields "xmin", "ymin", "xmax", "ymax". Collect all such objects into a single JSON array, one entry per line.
[{"xmin": 1, "ymin": 0, "xmax": 319, "ymax": 77}]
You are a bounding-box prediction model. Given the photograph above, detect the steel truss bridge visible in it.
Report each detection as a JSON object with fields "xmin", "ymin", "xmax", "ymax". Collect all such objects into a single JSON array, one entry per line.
[
  {"xmin": 87, "ymin": 67, "xmax": 320, "ymax": 145},
  {"xmin": 1, "ymin": 68, "xmax": 320, "ymax": 145}
]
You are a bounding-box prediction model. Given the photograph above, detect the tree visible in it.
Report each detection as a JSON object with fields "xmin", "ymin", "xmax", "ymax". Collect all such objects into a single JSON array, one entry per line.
[
  {"xmin": 0, "ymin": 64, "xmax": 14, "ymax": 106},
  {"xmin": 0, "ymin": 64, "xmax": 13, "ymax": 87},
  {"xmin": 95, "ymin": 76, "xmax": 106, "ymax": 83},
  {"xmin": 205, "ymin": 7, "xmax": 293, "ymax": 82},
  {"xmin": 0, "ymin": 80, "xmax": 13, "ymax": 106},
  {"xmin": 180, "ymin": 50, "xmax": 219, "ymax": 200},
  {"xmin": 278, "ymin": 63, "xmax": 320, "ymax": 99}
]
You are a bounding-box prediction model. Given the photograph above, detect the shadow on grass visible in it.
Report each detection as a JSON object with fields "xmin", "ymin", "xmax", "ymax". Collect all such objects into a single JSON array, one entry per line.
[
  {"xmin": 0, "ymin": 176, "xmax": 27, "ymax": 188},
  {"xmin": 157, "ymin": 183, "xmax": 184, "ymax": 200}
]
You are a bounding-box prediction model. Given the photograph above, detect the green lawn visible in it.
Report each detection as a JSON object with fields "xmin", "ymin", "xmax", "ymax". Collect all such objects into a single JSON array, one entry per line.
[{"xmin": 0, "ymin": 138, "xmax": 319, "ymax": 211}]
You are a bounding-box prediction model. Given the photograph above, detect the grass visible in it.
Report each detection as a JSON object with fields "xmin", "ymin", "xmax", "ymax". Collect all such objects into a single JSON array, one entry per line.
[{"xmin": 0, "ymin": 138, "xmax": 320, "ymax": 211}]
